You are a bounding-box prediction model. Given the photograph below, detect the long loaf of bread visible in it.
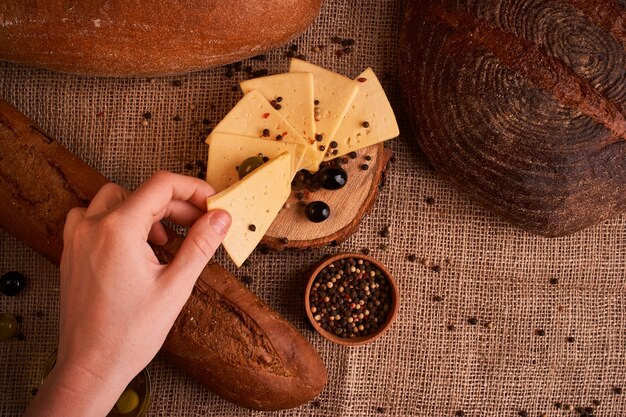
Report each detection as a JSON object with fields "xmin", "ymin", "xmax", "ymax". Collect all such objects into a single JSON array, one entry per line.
[
  {"xmin": 0, "ymin": 1, "xmax": 323, "ymax": 77},
  {"xmin": 0, "ymin": 99, "xmax": 326, "ymax": 410}
]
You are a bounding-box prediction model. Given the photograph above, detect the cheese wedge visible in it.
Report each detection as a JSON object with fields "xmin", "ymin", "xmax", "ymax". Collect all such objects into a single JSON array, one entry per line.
[
  {"xmin": 206, "ymin": 152, "xmax": 292, "ymax": 267},
  {"xmin": 206, "ymin": 132, "xmax": 305, "ymax": 192},
  {"xmin": 208, "ymin": 90, "xmax": 316, "ymax": 170},
  {"xmin": 240, "ymin": 72, "xmax": 316, "ymax": 144},
  {"xmin": 323, "ymin": 68, "xmax": 399, "ymax": 160},
  {"xmin": 289, "ymin": 58, "xmax": 360, "ymax": 168}
]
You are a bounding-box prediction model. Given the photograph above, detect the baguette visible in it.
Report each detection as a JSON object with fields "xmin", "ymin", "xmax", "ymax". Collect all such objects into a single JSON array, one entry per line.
[
  {"xmin": 0, "ymin": 99, "xmax": 326, "ymax": 410},
  {"xmin": 0, "ymin": 1, "xmax": 323, "ymax": 76}
]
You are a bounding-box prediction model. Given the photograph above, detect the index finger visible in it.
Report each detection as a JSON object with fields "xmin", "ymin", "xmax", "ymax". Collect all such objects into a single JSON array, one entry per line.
[{"xmin": 118, "ymin": 171, "xmax": 215, "ymax": 235}]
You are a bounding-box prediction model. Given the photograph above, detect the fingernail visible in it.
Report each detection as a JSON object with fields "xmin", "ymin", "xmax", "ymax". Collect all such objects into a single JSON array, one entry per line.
[{"xmin": 210, "ymin": 210, "xmax": 231, "ymax": 235}]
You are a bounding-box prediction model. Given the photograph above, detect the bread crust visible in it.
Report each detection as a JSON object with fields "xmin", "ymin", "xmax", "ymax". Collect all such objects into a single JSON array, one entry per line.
[{"xmin": 0, "ymin": 0, "xmax": 323, "ymax": 76}]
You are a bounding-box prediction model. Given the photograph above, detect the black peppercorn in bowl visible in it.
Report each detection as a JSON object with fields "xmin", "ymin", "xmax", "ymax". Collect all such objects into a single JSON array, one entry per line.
[{"xmin": 305, "ymin": 253, "xmax": 399, "ymax": 346}]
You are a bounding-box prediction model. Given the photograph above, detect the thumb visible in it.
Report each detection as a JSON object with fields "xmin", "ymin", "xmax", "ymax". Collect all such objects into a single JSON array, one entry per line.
[{"xmin": 162, "ymin": 209, "xmax": 231, "ymax": 290}]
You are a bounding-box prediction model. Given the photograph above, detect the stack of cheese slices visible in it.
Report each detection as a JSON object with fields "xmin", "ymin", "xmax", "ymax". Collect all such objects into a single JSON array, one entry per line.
[{"xmin": 205, "ymin": 59, "xmax": 399, "ymax": 267}]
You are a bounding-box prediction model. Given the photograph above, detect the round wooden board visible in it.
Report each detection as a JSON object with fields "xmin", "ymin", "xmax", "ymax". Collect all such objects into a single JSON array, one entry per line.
[{"xmin": 262, "ymin": 143, "xmax": 392, "ymax": 250}]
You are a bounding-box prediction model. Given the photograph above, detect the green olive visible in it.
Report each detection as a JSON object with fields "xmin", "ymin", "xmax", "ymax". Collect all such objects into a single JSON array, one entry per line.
[
  {"xmin": 114, "ymin": 388, "xmax": 139, "ymax": 414},
  {"xmin": 237, "ymin": 156, "xmax": 264, "ymax": 179},
  {"xmin": 0, "ymin": 313, "xmax": 18, "ymax": 341}
]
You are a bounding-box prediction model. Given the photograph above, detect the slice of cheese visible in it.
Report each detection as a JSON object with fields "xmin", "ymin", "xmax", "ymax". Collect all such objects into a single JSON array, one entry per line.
[
  {"xmin": 289, "ymin": 58, "xmax": 360, "ymax": 169},
  {"xmin": 323, "ymin": 68, "xmax": 399, "ymax": 160},
  {"xmin": 239, "ymin": 72, "xmax": 316, "ymax": 144},
  {"xmin": 208, "ymin": 90, "xmax": 316, "ymax": 170},
  {"xmin": 206, "ymin": 132, "xmax": 305, "ymax": 192},
  {"xmin": 206, "ymin": 152, "xmax": 292, "ymax": 267}
]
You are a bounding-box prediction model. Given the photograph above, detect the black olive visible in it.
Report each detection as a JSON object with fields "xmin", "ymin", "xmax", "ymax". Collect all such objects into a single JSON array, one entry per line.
[
  {"xmin": 0, "ymin": 271, "xmax": 27, "ymax": 296},
  {"xmin": 305, "ymin": 201, "xmax": 331, "ymax": 223},
  {"xmin": 317, "ymin": 166, "xmax": 347, "ymax": 190}
]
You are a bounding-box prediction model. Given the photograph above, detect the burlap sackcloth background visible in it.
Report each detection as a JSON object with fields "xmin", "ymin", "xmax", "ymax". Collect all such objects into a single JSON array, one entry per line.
[{"xmin": 1, "ymin": 1, "xmax": 625, "ymax": 416}]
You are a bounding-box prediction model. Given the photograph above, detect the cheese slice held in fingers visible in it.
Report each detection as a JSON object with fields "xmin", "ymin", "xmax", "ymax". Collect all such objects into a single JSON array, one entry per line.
[
  {"xmin": 240, "ymin": 72, "xmax": 316, "ymax": 145},
  {"xmin": 208, "ymin": 90, "xmax": 316, "ymax": 170},
  {"xmin": 206, "ymin": 132, "xmax": 305, "ymax": 192},
  {"xmin": 289, "ymin": 58, "xmax": 360, "ymax": 168},
  {"xmin": 206, "ymin": 152, "xmax": 292, "ymax": 267},
  {"xmin": 323, "ymin": 68, "xmax": 399, "ymax": 160}
]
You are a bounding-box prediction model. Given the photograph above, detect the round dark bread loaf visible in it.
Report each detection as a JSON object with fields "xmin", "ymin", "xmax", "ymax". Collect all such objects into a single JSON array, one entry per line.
[
  {"xmin": 399, "ymin": 0, "xmax": 626, "ymax": 237},
  {"xmin": 0, "ymin": 0, "xmax": 323, "ymax": 76}
]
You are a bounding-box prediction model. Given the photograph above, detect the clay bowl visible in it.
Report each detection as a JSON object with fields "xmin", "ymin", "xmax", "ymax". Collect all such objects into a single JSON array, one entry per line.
[{"xmin": 304, "ymin": 253, "xmax": 399, "ymax": 346}]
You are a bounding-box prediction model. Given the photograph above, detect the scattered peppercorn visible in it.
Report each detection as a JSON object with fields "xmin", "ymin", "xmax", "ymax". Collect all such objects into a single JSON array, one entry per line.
[
  {"xmin": 231, "ymin": 85, "xmax": 239, "ymax": 92},
  {"xmin": 613, "ymin": 387, "xmax": 622, "ymax": 395},
  {"xmin": 455, "ymin": 411, "xmax": 465, "ymax": 417},
  {"xmin": 357, "ymin": 77, "xmax": 368, "ymax": 82},
  {"xmin": 554, "ymin": 402, "xmax": 562, "ymax": 409},
  {"xmin": 362, "ymin": 121, "xmax": 370, "ymax": 128},
  {"xmin": 330, "ymin": 141, "xmax": 338, "ymax": 148},
  {"xmin": 319, "ymin": 145, "xmax": 326, "ymax": 151},
  {"xmin": 362, "ymin": 248, "xmax": 370, "ymax": 255},
  {"xmin": 468, "ymin": 317, "xmax": 478, "ymax": 326},
  {"xmin": 592, "ymin": 400, "xmax": 601, "ymax": 406},
  {"xmin": 407, "ymin": 254, "xmax": 417, "ymax": 262},
  {"xmin": 425, "ymin": 196, "xmax": 435, "ymax": 205},
  {"xmin": 173, "ymin": 115, "xmax": 181, "ymax": 122},
  {"xmin": 518, "ymin": 411, "xmax": 528, "ymax": 417},
  {"xmin": 241, "ymin": 275, "xmax": 253, "ymax": 285},
  {"xmin": 433, "ymin": 295, "xmax": 444, "ymax": 303},
  {"xmin": 143, "ymin": 112, "xmax": 152, "ymax": 120},
  {"xmin": 171, "ymin": 80, "xmax": 183, "ymax": 87},
  {"xmin": 285, "ymin": 50, "xmax": 296, "ymax": 58},
  {"xmin": 262, "ymin": 128, "xmax": 270, "ymax": 137},
  {"xmin": 349, "ymin": 151, "xmax": 358, "ymax": 159},
  {"xmin": 274, "ymin": 104, "xmax": 282, "ymax": 110},
  {"xmin": 296, "ymin": 192, "xmax": 305, "ymax": 200},
  {"xmin": 341, "ymin": 38, "xmax": 355, "ymax": 47},
  {"xmin": 276, "ymin": 134, "xmax": 283, "ymax": 141},
  {"xmin": 566, "ymin": 336, "xmax": 576, "ymax": 343},
  {"xmin": 310, "ymin": 400, "xmax": 321, "ymax": 408},
  {"xmin": 360, "ymin": 164, "xmax": 369, "ymax": 170},
  {"xmin": 376, "ymin": 406, "xmax": 386, "ymax": 413},
  {"xmin": 365, "ymin": 155, "xmax": 372, "ymax": 161},
  {"xmin": 248, "ymin": 224, "xmax": 256, "ymax": 232},
  {"xmin": 447, "ymin": 324, "xmax": 456, "ymax": 331},
  {"xmin": 535, "ymin": 329, "xmax": 546, "ymax": 337},
  {"xmin": 289, "ymin": 44, "xmax": 299, "ymax": 51},
  {"xmin": 430, "ymin": 265, "xmax": 441, "ymax": 273},
  {"xmin": 549, "ymin": 277, "xmax": 559, "ymax": 285},
  {"xmin": 280, "ymin": 237, "xmax": 289, "ymax": 245},
  {"xmin": 315, "ymin": 134, "xmax": 323, "ymax": 141}
]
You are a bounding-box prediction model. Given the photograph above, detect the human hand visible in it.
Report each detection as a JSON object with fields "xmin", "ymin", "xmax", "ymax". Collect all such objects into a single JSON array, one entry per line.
[{"xmin": 25, "ymin": 171, "xmax": 231, "ymax": 417}]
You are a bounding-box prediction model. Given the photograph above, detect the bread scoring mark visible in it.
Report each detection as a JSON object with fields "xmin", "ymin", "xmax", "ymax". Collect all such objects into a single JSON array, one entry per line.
[{"xmin": 419, "ymin": 1, "xmax": 626, "ymax": 145}]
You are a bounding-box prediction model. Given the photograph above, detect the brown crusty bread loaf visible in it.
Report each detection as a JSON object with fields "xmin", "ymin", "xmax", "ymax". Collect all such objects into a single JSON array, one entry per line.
[
  {"xmin": 0, "ymin": 1, "xmax": 323, "ymax": 76},
  {"xmin": 399, "ymin": 0, "xmax": 626, "ymax": 237},
  {"xmin": 0, "ymin": 99, "xmax": 326, "ymax": 410}
]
